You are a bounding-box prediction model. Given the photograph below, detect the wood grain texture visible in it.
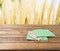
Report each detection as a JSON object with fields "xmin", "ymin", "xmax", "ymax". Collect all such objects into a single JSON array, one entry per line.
[{"xmin": 0, "ymin": 25, "xmax": 60, "ymax": 50}]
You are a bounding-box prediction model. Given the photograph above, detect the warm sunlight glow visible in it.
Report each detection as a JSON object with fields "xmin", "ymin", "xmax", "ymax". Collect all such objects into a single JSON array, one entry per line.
[{"xmin": 0, "ymin": 0, "xmax": 60, "ymax": 24}]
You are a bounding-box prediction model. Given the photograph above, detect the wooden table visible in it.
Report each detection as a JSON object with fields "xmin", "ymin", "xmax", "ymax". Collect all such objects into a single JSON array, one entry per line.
[{"xmin": 0, "ymin": 25, "xmax": 60, "ymax": 51}]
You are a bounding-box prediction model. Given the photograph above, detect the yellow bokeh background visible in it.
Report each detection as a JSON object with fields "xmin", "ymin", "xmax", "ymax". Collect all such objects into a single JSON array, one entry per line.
[{"xmin": 0, "ymin": 0, "xmax": 60, "ymax": 25}]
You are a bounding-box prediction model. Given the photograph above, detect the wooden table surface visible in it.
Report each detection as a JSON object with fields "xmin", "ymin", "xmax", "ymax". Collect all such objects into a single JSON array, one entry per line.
[{"xmin": 0, "ymin": 25, "xmax": 60, "ymax": 50}]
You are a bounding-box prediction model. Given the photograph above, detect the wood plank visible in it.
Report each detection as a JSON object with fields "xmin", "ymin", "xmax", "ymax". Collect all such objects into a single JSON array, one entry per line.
[
  {"xmin": 0, "ymin": 37, "xmax": 60, "ymax": 43},
  {"xmin": 0, "ymin": 25, "xmax": 60, "ymax": 29},
  {"xmin": 0, "ymin": 25, "xmax": 60, "ymax": 50},
  {"xmin": 0, "ymin": 27, "xmax": 59, "ymax": 37},
  {"xmin": 0, "ymin": 43, "xmax": 60, "ymax": 50}
]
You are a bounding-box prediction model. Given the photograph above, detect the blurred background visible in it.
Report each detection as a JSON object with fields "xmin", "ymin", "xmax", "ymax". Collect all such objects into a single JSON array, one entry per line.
[{"xmin": 0, "ymin": 0, "xmax": 60, "ymax": 25}]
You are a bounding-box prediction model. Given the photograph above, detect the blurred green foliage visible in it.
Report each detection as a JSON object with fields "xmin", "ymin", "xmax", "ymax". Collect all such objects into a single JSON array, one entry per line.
[{"xmin": 0, "ymin": 0, "xmax": 3, "ymax": 9}]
